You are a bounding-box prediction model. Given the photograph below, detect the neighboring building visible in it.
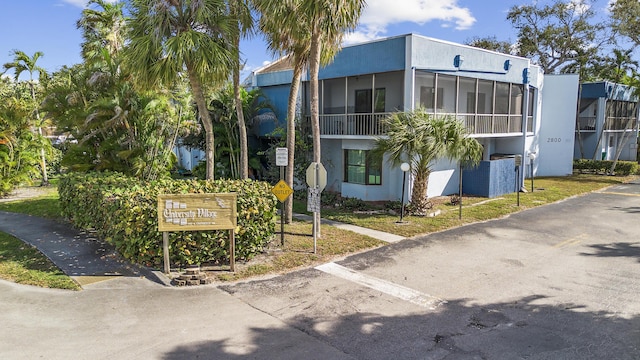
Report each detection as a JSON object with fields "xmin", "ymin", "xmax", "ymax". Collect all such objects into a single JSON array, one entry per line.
[
  {"xmin": 246, "ymin": 33, "xmax": 578, "ymax": 201},
  {"xmin": 574, "ymin": 81, "xmax": 639, "ymax": 162}
]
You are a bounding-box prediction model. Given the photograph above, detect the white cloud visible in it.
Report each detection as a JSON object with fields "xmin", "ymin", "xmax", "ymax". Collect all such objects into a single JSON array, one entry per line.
[{"xmin": 346, "ymin": 0, "xmax": 476, "ymax": 43}]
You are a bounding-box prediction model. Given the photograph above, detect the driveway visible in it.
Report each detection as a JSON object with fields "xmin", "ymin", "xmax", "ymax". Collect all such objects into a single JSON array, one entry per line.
[{"xmin": 1, "ymin": 180, "xmax": 639, "ymax": 359}]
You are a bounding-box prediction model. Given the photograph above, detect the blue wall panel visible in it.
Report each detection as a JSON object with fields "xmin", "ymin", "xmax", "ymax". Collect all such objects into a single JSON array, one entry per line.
[
  {"xmin": 318, "ymin": 36, "xmax": 406, "ymax": 79},
  {"xmin": 463, "ymin": 158, "xmax": 516, "ymax": 198},
  {"xmin": 259, "ymin": 85, "xmax": 290, "ymax": 137}
]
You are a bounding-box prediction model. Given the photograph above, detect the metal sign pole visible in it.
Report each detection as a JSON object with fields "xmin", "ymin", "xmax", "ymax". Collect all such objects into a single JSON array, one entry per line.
[
  {"xmin": 517, "ymin": 165, "xmax": 520, "ymax": 207},
  {"xmin": 163, "ymin": 231, "xmax": 170, "ymax": 274},
  {"xmin": 459, "ymin": 165, "xmax": 463, "ymax": 220},
  {"xmin": 315, "ymin": 162, "xmax": 321, "ymax": 239},
  {"xmin": 280, "ymin": 166, "xmax": 285, "ymax": 246}
]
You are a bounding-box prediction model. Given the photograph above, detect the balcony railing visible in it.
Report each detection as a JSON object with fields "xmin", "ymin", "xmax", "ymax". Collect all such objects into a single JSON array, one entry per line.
[
  {"xmin": 577, "ymin": 116, "xmax": 596, "ymax": 131},
  {"xmin": 460, "ymin": 114, "xmax": 524, "ymax": 134},
  {"xmin": 308, "ymin": 112, "xmax": 531, "ymax": 137},
  {"xmin": 604, "ymin": 117, "xmax": 637, "ymax": 131},
  {"xmin": 313, "ymin": 113, "xmax": 390, "ymax": 136}
]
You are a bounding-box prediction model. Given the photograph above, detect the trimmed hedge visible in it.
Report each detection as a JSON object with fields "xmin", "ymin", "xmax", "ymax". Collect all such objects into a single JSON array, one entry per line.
[
  {"xmin": 59, "ymin": 172, "xmax": 277, "ymax": 268},
  {"xmin": 573, "ymin": 159, "xmax": 640, "ymax": 176}
]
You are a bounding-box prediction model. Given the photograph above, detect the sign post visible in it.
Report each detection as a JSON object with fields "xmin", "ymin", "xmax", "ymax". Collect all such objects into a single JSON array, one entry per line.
[
  {"xmin": 157, "ymin": 193, "xmax": 237, "ymax": 273},
  {"xmin": 306, "ymin": 162, "xmax": 327, "ymax": 253},
  {"xmin": 515, "ymin": 155, "xmax": 522, "ymax": 207},
  {"xmin": 274, "ymin": 147, "xmax": 291, "ymax": 246}
]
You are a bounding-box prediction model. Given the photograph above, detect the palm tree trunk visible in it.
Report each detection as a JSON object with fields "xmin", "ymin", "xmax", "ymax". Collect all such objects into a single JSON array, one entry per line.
[
  {"xmin": 309, "ymin": 30, "xmax": 322, "ymax": 164},
  {"xmin": 233, "ymin": 36, "xmax": 248, "ymax": 180},
  {"xmin": 285, "ymin": 58, "xmax": 304, "ymax": 223},
  {"xmin": 309, "ymin": 29, "xmax": 323, "ymax": 236},
  {"xmin": 187, "ymin": 65, "xmax": 215, "ymax": 180},
  {"xmin": 411, "ymin": 168, "xmax": 431, "ymax": 215}
]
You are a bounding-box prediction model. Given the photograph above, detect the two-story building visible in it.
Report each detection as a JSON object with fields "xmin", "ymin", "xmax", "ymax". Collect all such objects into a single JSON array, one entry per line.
[
  {"xmin": 246, "ymin": 33, "xmax": 579, "ymax": 201},
  {"xmin": 574, "ymin": 81, "xmax": 639, "ymax": 162}
]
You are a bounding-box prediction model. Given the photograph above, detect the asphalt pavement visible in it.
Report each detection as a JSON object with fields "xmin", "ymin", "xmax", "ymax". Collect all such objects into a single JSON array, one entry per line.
[{"xmin": 0, "ymin": 178, "xmax": 638, "ymax": 359}]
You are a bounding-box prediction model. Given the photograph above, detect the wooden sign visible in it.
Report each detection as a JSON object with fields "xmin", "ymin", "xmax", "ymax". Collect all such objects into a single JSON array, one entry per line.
[{"xmin": 157, "ymin": 193, "xmax": 237, "ymax": 232}]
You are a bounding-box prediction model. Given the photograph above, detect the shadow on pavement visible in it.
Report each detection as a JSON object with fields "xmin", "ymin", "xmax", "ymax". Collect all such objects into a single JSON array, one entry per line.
[{"xmin": 161, "ymin": 295, "xmax": 640, "ymax": 359}]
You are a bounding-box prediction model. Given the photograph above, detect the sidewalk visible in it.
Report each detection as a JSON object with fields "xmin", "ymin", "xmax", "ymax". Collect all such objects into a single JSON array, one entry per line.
[
  {"xmin": 0, "ymin": 209, "xmax": 404, "ymax": 288},
  {"xmin": 293, "ymin": 213, "xmax": 405, "ymax": 243},
  {"xmin": 0, "ymin": 211, "xmax": 168, "ymax": 287}
]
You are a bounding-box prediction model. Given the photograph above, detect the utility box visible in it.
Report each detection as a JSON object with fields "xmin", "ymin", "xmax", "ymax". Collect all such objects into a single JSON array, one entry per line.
[{"xmin": 463, "ymin": 157, "xmax": 516, "ymax": 198}]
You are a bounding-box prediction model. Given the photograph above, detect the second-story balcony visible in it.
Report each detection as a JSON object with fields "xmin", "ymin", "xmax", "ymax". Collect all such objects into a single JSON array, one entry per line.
[
  {"xmin": 308, "ymin": 112, "xmax": 532, "ymax": 137},
  {"xmin": 604, "ymin": 116, "xmax": 638, "ymax": 131},
  {"xmin": 576, "ymin": 116, "xmax": 638, "ymax": 132}
]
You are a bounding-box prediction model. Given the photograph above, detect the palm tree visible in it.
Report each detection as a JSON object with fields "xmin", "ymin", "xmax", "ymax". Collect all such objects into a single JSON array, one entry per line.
[
  {"xmin": 2, "ymin": 50, "xmax": 50, "ymax": 186},
  {"xmin": 255, "ymin": 0, "xmax": 364, "ymax": 222},
  {"xmin": 77, "ymin": 0, "xmax": 126, "ymax": 64},
  {"xmin": 124, "ymin": 0, "xmax": 234, "ymax": 180},
  {"xmin": 373, "ymin": 109, "xmax": 483, "ymax": 215},
  {"xmin": 228, "ymin": 0, "xmax": 254, "ymax": 180},
  {"xmin": 299, "ymin": 0, "xmax": 365, "ymax": 165},
  {"xmin": 253, "ymin": 0, "xmax": 311, "ymax": 223}
]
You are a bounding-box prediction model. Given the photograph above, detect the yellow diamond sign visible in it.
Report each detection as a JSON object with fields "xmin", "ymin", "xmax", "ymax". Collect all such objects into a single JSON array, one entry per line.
[{"xmin": 271, "ymin": 180, "xmax": 294, "ymax": 202}]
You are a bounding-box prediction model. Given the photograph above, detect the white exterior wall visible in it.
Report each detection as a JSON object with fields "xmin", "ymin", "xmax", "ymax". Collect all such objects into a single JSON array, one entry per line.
[
  {"xmin": 537, "ymin": 74, "xmax": 579, "ymax": 176},
  {"xmin": 174, "ymin": 146, "xmax": 205, "ymax": 170}
]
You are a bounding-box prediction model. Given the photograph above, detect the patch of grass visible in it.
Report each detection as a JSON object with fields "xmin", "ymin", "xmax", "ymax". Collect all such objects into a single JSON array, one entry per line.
[
  {"xmin": 211, "ymin": 220, "xmax": 385, "ymax": 282},
  {"xmin": 296, "ymin": 174, "xmax": 638, "ymax": 238},
  {"xmin": 0, "ymin": 188, "xmax": 61, "ymax": 219},
  {"xmin": 0, "ymin": 232, "xmax": 80, "ymax": 290}
]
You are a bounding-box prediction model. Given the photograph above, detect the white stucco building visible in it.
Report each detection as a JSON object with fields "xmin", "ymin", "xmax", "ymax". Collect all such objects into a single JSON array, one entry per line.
[{"xmin": 247, "ymin": 33, "xmax": 578, "ymax": 200}]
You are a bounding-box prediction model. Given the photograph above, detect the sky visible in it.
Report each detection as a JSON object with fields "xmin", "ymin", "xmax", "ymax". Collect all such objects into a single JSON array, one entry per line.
[{"xmin": 0, "ymin": 0, "xmax": 615, "ymax": 81}]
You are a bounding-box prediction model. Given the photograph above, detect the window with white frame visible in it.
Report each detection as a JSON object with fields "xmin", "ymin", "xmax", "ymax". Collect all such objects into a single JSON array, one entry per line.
[{"xmin": 344, "ymin": 149, "xmax": 382, "ymax": 185}]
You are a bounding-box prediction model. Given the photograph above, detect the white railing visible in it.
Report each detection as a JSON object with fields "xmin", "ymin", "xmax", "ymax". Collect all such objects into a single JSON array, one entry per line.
[
  {"xmin": 577, "ymin": 116, "xmax": 596, "ymax": 131},
  {"xmin": 604, "ymin": 117, "xmax": 637, "ymax": 131},
  {"xmin": 310, "ymin": 112, "xmax": 528, "ymax": 136},
  {"xmin": 460, "ymin": 114, "xmax": 523, "ymax": 135},
  {"xmin": 314, "ymin": 113, "xmax": 391, "ymax": 136}
]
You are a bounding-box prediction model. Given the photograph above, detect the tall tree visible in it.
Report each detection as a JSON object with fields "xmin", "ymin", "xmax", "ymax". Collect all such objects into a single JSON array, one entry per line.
[
  {"xmin": 269, "ymin": 0, "xmax": 365, "ymax": 227},
  {"xmin": 465, "ymin": 36, "xmax": 514, "ymax": 54},
  {"xmin": 228, "ymin": 0, "xmax": 254, "ymax": 180},
  {"xmin": 507, "ymin": 0, "xmax": 607, "ymax": 74},
  {"xmin": 610, "ymin": 0, "xmax": 640, "ymax": 46},
  {"xmin": 124, "ymin": 0, "xmax": 234, "ymax": 180},
  {"xmin": 2, "ymin": 50, "xmax": 50, "ymax": 185},
  {"xmin": 0, "ymin": 81, "xmax": 41, "ymax": 195},
  {"xmin": 372, "ymin": 110, "xmax": 483, "ymax": 215},
  {"xmin": 600, "ymin": 48, "xmax": 639, "ymax": 84},
  {"xmin": 253, "ymin": 0, "xmax": 312, "ymax": 223},
  {"xmin": 77, "ymin": 0, "xmax": 126, "ymax": 63}
]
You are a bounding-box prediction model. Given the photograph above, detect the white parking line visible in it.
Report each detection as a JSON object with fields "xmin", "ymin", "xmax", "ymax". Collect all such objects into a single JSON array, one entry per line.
[{"xmin": 315, "ymin": 262, "xmax": 446, "ymax": 309}]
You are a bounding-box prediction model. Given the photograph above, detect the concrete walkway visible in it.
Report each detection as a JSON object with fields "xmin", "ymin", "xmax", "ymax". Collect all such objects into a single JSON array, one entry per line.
[
  {"xmin": 293, "ymin": 213, "xmax": 405, "ymax": 243},
  {"xmin": 0, "ymin": 211, "xmax": 169, "ymax": 287},
  {"xmin": 0, "ymin": 210, "xmax": 404, "ymax": 288}
]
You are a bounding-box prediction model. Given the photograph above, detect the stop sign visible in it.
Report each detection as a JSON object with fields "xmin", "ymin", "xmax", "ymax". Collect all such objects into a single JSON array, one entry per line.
[{"xmin": 306, "ymin": 162, "xmax": 327, "ymax": 192}]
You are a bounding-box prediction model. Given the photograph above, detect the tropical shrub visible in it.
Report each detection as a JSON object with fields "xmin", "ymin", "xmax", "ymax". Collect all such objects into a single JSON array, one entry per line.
[
  {"xmin": 59, "ymin": 172, "xmax": 277, "ymax": 268},
  {"xmin": 573, "ymin": 159, "xmax": 640, "ymax": 175}
]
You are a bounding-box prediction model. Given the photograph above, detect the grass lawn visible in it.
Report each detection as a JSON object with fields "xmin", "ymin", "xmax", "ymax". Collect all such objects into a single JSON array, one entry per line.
[
  {"xmin": 214, "ymin": 221, "xmax": 385, "ymax": 282},
  {"xmin": 0, "ymin": 186, "xmax": 80, "ymax": 290},
  {"xmin": 0, "ymin": 173, "xmax": 634, "ymax": 286},
  {"xmin": 0, "ymin": 231, "xmax": 80, "ymax": 290},
  {"xmin": 294, "ymin": 174, "xmax": 638, "ymax": 238}
]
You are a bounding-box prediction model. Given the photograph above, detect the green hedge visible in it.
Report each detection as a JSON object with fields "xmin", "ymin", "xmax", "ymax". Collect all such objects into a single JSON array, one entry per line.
[
  {"xmin": 573, "ymin": 159, "xmax": 640, "ymax": 176},
  {"xmin": 59, "ymin": 172, "xmax": 277, "ymax": 268}
]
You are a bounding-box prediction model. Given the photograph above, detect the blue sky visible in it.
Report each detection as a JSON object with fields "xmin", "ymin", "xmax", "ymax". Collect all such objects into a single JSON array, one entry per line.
[{"xmin": 0, "ymin": 0, "xmax": 614, "ymax": 80}]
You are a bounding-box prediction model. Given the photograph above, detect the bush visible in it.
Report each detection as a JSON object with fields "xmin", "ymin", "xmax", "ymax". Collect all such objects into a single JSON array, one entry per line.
[
  {"xmin": 59, "ymin": 172, "xmax": 277, "ymax": 268},
  {"xmin": 573, "ymin": 159, "xmax": 640, "ymax": 176}
]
